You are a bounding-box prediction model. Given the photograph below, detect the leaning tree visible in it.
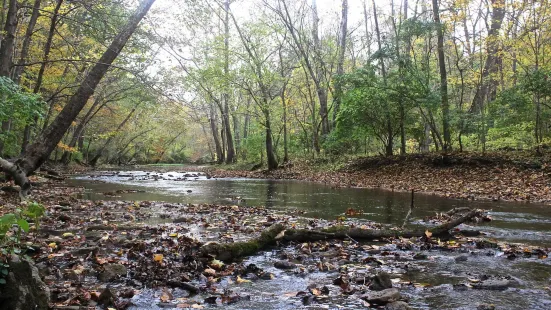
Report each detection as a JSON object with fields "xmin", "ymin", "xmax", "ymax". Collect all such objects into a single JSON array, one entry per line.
[{"xmin": 0, "ymin": 0, "xmax": 157, "ymax": 198}]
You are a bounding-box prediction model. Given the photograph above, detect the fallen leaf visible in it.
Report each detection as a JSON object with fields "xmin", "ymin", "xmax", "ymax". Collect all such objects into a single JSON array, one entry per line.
[
  {"xmin": 275, "ymin": 230, "xmax": 286, "ymax": 240},
  {"xmin": 203, "ymin": 268, "xmax": 216, "ymax": 276},
  {"xmin": 236, "ymin": 276, "xmax": 251, "ymax": 284},
  {"xmin": 210, "ymin": 259, "xmax": 224, "ymax": 269},
  {"xmin": 154, "ymin": 254, "xmax": 163, "ymax": 263},
  {"xmin": 425, "ymin": 230, "xmax": 433, "ymax": 238}
]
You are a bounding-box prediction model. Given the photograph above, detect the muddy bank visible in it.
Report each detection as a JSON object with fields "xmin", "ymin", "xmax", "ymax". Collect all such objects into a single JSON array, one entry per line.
[{"xmin": 202, "ymin": 152, "xmax": 551, "ymax": 205}]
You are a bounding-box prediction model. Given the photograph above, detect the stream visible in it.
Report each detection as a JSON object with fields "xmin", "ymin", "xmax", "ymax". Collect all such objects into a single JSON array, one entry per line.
[{"xmin": 67, "ymin": 168, "xmax": 551, "ymax": 309}]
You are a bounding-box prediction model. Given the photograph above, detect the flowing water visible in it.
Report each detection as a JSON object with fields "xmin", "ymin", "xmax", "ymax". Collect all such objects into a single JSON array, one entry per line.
[{"xmin": 68, "ymin": 168, "xmax": 551, "ymax": 309}]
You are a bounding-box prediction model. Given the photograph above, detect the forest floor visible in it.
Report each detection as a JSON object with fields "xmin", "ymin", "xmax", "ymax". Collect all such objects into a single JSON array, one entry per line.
[{"xmin": 204, "ymin": 151, "xmax": 551, "ymax": 205}]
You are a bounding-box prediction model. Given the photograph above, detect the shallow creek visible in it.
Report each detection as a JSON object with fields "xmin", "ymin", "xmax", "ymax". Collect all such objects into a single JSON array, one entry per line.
[{"xmin": 68, "ymin": 169, "xmax": 551, "ymax": 309}]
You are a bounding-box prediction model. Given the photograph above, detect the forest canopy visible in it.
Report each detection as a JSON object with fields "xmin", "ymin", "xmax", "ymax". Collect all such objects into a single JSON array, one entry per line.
[{"xmin": 0, "ymin": 0, "xmax": 549, "ymax": 170}]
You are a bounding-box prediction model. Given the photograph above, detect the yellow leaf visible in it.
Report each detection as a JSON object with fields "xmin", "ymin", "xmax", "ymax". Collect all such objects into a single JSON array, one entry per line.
[
  {"xmin": 154, "ymin": 254, "xmax": 163, "ymax": 262},
  {"xmin": 210, "ymin": 259, "xmax": 224, "ymax": 269},
  {"xmin": 62, "ymin": 232, "xmax": 74, "ymax": 238},
  {"xmin": 425, "ymin": 230, "xmax": 433, "ymax": 238},
  {"xmin": 203, "ymin": 268, "xmax": 216, "ymax": 276},
  {"xmin": 169, "ymin": 233, "xmax": 178, "ymax": 237},
  {"xmin": 236, "ymin": 276, "xmax": 251, "ymax": 284},
  {"xmin": 160, "ymin": 292, "xmax": 172, "ymax": 302},
  {"xmin": 48, "ymin": 242, "xmax": 57, "ymax": 249}
]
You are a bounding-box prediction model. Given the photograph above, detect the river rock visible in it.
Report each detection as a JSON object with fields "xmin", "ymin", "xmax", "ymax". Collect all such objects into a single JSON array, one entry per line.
[
  {"xmin": 472, "ymin": 279, "xmax": 511, "ymax": 290},
  {"xmin": 98, "ymin": 263, "xmax": 127, "ymax": 282},
  {"xmin": 0, "ymin": 255, "xmax": 50, "ymax": 310},
  {"xmin": 370, "ymin": 272, "xmax": 393, "ymax": 291},
  {"xmin": 274, "ymin": 260, "xmax": 297, "ymax": 269},
  {"xmin": 455, "ymin": 254, "xmax": 469, "ymax": 262},
  {"xmin": 385, "ymin": 301, "xmax": 412, "ymax": 310},
  {"xmin": 360, "ymin": 288, "xmax": 401, "ymax": 305},
  {"xmin": 98, "ymin": 287, "xmax": 116, "ymax": 306}
]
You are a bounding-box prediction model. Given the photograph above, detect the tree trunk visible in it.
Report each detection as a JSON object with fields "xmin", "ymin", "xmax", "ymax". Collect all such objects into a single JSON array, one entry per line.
[
  {"xmin": 1, "ymin": 0, "xmax": 156, "ymax": 197},
  {"xmin": 265, "ymin": 109, "xmax": 278, "ymax": 170},
  {"xmin": 282, "ymin": 89, "xmax": 289, "ymax": 163},
  {"xmin": 470, "ymin": 0, "xmax": 505, "ymax": 114},
  {"xmin": 432, "ymin": 0, "xmax": 451, "ymax": 152},
  {"xmin": 0, "ymin": 0, "xmax": 18, "ymax": 155},
  {"xmin": 278, "ymin": 46, "xmax": 289, "ymax": 163},
  {"xmin": 13, "ymin": 0, "xmax": 42, "ymax": 84},
  {"xmin": 311, "ymin": 0, "xmax": 330, "ymax": 137},
  {"xmin": 372, "ymin": 0, "xmax": 393, "ymax": 156},
  {"xmin": 0, "ymin": 0, "xmax": 16, "ymax": 77},
  {"xmin": 223, "ymin": 0, "xmax": 235, "ymax": 164},
  {"xmin": 20, "ymin": 0, "xmax": 63, "ymax": 154},
  {"xmin": 332, "ymin": 0, "xmax": 348, "ymax": 127},
  {"xmin": 210, "ymin": 103, "xmax": 224, "ymax": 163}
]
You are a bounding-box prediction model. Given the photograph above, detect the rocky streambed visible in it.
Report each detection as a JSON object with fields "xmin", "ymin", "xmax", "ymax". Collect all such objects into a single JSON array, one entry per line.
[{"xmin": 0, "ymin": 170, "xmax": 550, "ymax": 309}]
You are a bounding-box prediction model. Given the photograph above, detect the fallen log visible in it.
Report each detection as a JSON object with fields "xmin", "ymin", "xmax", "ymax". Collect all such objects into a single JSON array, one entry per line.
[
  {"xmin": 200, "ymin": 209, "xmax": 484, "ymax": 262},
  {"xmin": 199, "ymin": 223, "xmax": 286, "ymax": 261},
  {"xmin": 282, "ymin": 209, "xmax": 483, "ymax": 242}
]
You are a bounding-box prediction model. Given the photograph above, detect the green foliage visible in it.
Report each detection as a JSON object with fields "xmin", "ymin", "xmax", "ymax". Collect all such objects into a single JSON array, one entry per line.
[
  {"xmin": 0, "ymin": 202, "xmax": 45, "ymax": 284},
  {"xmin": 521, "ymin": 69, "xmax": 551, "ymax": 97},
  {"xmin": 0, "ymin": 202, "xmax": 45, "ymax": 251},
  {"xmin": 0, "ymin": 77, "xmax": 45, "ymax": 156}
]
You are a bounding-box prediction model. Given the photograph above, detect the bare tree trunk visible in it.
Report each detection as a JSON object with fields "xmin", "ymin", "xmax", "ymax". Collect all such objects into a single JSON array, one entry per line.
[
  {"xmin": 210, "ymin": 103, "xmax": 224, "ymax": 163},
  {"xmin": 1, "ymin": 0, "xmax": 156, "ymax": 197},
  {"xmin": 0, "ymin": 0, "xmax": 6, "ymax": 43},
  {"xmin": 282, "ymin": 89, "xmax": 289, "ymax": 163},
  {"xmin": 223, "ymin": 0, "xmax": 235, "ymax": 163},
  {"xmin": 278, "ymin": 46, "xmax": 289, "ymax": 163},
  {"xmin": 13, "ymin": 0, "xmax": 42, "ymax": 84},
  {"xmin": 0, "ymin": 0, "xmax": 18, "ymax": 155},
  {"xmin": 432, "ymin": 0, "xmax": 451, "ymax": 152},
  {"xmin": 20, "ymin": 0, "xmax": 63, "ymax": 154},
  {"xmin": 372, "ymin": 0, "xmax": 393, "ymax": 156},
  {"xmin": 470, "ymin": 0, "xmax": 505, "ymax": 114},
  {"xmin": 265, "ymin": 109, "xmax": 278, "ymax": 170},
  {"xmin": 311, "ymin": 0, "xmax": 330, "ymax": 137},
  {"xmin": 332, "ymin": 0, "xmax": 348, "ymax": 127}
]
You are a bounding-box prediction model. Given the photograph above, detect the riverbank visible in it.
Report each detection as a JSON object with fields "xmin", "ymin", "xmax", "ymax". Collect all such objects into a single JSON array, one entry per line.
[
  {"xmin": 202, "ymin": 152, "xmax": 551, "ymax": 205},
  {"xmin": 1, "ymin": 174, "xmax": 550, "ymax": 309}
]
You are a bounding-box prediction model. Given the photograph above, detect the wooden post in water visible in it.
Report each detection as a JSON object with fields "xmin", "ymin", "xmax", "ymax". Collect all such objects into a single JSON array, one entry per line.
[{"xmin": 401, "ymin": 189, "xmax": 415, "ymax": 228}]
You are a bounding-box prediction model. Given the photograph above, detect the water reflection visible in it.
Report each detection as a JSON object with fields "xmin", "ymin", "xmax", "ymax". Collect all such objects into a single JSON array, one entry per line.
[{"xmin": 68, "ymin": 171, "xmax": 551, "ymax": 246}]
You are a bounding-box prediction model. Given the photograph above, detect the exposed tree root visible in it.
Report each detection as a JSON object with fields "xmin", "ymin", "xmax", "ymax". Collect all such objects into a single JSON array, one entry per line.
[{"xmin": 200, "ymin": 209, "xmax": 484, "ymax": 262}]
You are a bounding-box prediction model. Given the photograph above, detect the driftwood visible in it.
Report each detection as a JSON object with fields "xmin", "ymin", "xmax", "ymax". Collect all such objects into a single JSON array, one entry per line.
[{"xmin": 200, "ymin": 209, "xmax": 484, "ymax": 261}]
